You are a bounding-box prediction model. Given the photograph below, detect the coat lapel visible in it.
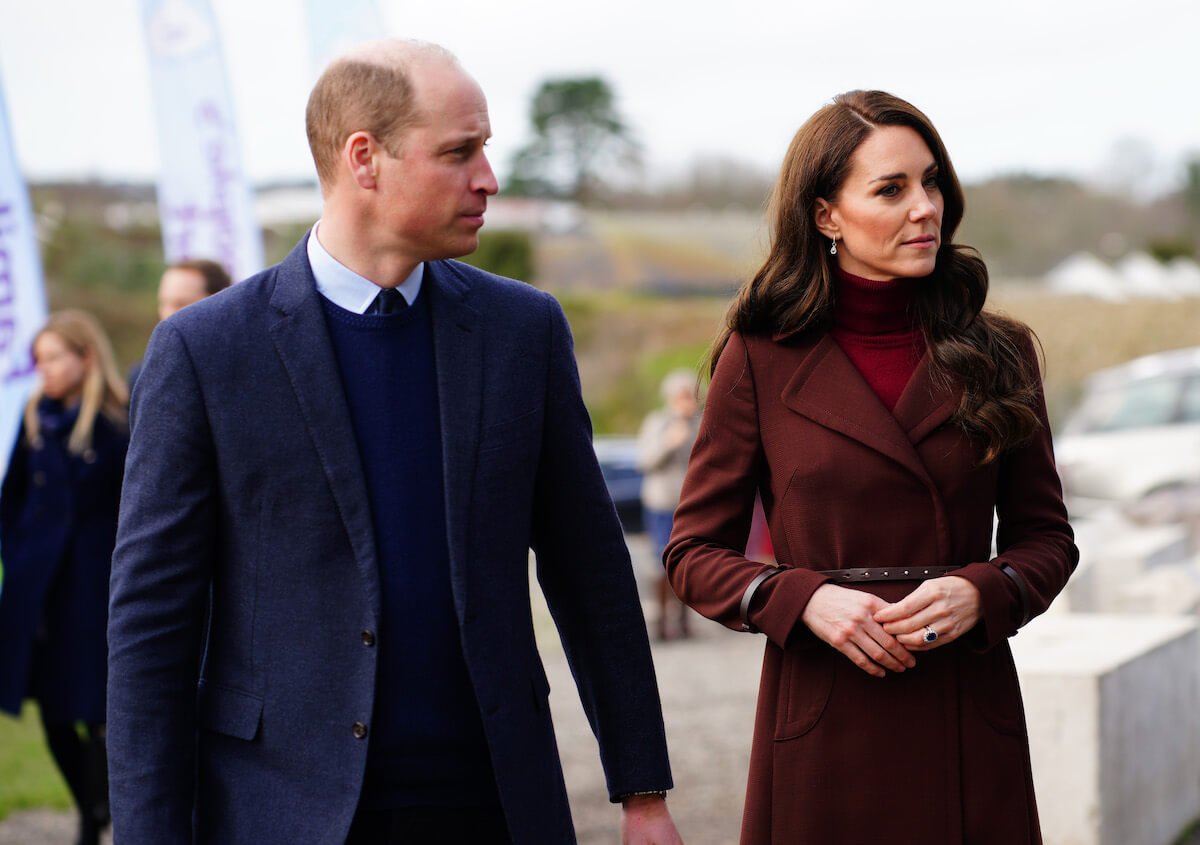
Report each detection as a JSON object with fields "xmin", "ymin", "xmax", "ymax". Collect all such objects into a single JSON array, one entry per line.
[
  {"xmin": 779, "ymin": 334, "xmax": 934, "ymax": 484},
  {"xmin": 891, "ymin": 350, "xmax": 962, "ymax": 445},
  {"xmin": 266, "ymin": 237, "xmax": 381, "ymax": 623},
  {"xmin": 426, "ymin": 261, "xmax": 483, "ymax": 610}
]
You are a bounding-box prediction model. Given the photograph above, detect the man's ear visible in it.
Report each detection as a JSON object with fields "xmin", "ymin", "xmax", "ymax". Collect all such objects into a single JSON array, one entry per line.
[
  {"xmin": 343, "ymin": 131, "xmax": 379, "ymax": 190},
  {"xmin": 813, "ymin": 197, "xmax": 839, "ymax": 241}
]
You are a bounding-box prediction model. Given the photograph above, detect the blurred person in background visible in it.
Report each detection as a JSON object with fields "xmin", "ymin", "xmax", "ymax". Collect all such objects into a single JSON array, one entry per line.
[
  {"xmin": 666, "ymin": 90, "xmax": 1077, "ymax": 844},
  {"xmin": 637, "ymin": 369, "xmax": 700, "ymax": 641},
  {"xmin": 128, "ymin": 258, "xmax": 232, "ymax": 389},
  {"xmin": 0, "ymin": 310, "xmax": 129, "ymax": 845}
]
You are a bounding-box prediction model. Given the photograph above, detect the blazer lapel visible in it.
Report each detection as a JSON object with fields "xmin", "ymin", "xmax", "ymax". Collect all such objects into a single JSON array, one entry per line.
[
  {"xmin": 779, "ymin": 333, "xmax": 934, "ymax": 484},
  {"xmin": 426, "ymin": 261, "xmax": 483, "ymax": 610},
  {"xmin": 267, "ymin": 237, "xmax": 381, "ymax": 623}
]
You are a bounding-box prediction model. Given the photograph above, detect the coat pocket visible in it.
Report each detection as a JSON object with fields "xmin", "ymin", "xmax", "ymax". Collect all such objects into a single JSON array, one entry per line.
[
  {"xmin": 961, "ymin": 643, "xmax": 1026, "ymax": 737},
  {"xmin": 774, "ymin": 643, "xmax": 836, "ymax": 741},
  {"xmin": 196, "ymin": 682, "xmax": 264, "ymax": 741}
]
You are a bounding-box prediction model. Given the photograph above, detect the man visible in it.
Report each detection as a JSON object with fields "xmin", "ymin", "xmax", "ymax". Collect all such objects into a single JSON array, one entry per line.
[
  {"xmin": 108, "ymin": 40, "xmax": 680, "ymax": 844},
  {"xmin": 128, "ymin": 258, "xmax": 231, "ymax": 389},
  {"xmin": 157, "ymin": 258, "xmax": 231, "ymax": 321}
]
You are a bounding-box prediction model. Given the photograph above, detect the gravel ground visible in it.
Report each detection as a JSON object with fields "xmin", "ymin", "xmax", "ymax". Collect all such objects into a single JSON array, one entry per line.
[{"xmin": 546, "ymin": 617, "xmax": 761, "ymax": 844}]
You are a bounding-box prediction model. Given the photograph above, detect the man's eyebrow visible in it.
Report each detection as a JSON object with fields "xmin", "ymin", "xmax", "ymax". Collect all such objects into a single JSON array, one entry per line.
[
  {"xmin": 869, "ymin": 163, "xmax": 938, "ymax": 184},
  {"xmin": 443, "ymin": 129, "xmax": 490, "ymax": 143}
]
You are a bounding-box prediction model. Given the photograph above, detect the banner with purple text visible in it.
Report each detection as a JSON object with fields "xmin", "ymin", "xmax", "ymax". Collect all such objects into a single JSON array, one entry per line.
[
  {"xmin": 0, "ymin": 65, "xmax": 48, "ymax": 478},
  {"xmin": 141, "ymin": 0, "xmax": 263, "ymax": 282}
]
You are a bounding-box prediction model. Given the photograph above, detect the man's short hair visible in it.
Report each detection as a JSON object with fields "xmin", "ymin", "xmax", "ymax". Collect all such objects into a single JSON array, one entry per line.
[
  {"xmin": 305, "ymin": 40, "xmax": 458, "ymax": 192},
  {"xmin": 170, "ymin": 259, "xmax": 232, "ymax": 295}
]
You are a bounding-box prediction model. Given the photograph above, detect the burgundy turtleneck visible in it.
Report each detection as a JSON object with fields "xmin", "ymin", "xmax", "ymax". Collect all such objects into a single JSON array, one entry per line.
[{"xmin": 829, "ymin": 267, "xmax": 927, "ymax": 412}]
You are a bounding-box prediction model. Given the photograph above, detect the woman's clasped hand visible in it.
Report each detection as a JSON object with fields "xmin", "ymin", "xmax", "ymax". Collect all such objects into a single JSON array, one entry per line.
[{"xmin": 800, "ymin": 576, "xmax": 982, "ymax": 677}]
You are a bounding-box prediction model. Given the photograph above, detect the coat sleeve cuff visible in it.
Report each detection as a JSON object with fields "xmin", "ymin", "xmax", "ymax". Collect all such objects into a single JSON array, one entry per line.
[
  {"xmin": 747, "ymin": 567, "xmax": 831, "ymax": 649},
  {"xmin": 954, "ymin": 561, "xmax": 1023, "ymax": 651}
]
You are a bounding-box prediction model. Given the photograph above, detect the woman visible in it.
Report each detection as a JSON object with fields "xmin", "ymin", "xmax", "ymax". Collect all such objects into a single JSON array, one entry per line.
[
  {"xmin": 637, "ymin": 369, "xmax": 701, "ymax": 640},
  {"xmin": 665, "ymin": 91, "xmax": 1077, "ymax": 844},
  {"xmin": 0, "ymin": 310, "xmax": 129, "ymax": 845}
]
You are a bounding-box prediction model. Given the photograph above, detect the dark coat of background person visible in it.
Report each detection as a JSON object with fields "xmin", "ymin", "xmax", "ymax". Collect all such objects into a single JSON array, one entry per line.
[
  {"xmin": 0, "ymin": 408, "xmax": 128, "ymax": 721},
  {"xmin": 665, "ymin": 328, "xmax": 1077, "ymax": 845},
  {"xmin": 107, "ymin": 238, "xmax": 671, "ymax": 845}
]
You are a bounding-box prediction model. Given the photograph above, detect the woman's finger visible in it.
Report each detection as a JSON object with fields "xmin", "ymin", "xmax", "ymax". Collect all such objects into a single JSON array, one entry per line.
[
  {"xmin": 873, "ymin": 583, "xmax": 935, "ymax": 623},
  {"xmin": 854, "ymin": 629, "xmax": 914, "ymax": 673},
  {"xmin": 843, "ymin": 641, "xmax": 887, "ymax": 678}
]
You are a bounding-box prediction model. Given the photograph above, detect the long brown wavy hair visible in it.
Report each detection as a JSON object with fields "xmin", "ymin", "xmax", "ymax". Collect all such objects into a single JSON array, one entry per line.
[
  {"xmin": 711, "ymin": 90, "xmax": 1040, "ymax": 462},
  {"xmin": 25, "ymin": 310, "xmax": 128, "ymax": 455}
]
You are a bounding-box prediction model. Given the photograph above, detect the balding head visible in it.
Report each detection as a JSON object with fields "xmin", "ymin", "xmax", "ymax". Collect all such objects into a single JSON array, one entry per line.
[{"xmin": 305, "ymin": 39, "xmax": 461, "ymax": 193}]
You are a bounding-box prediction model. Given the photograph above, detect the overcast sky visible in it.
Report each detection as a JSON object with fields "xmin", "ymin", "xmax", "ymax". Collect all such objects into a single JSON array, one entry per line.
[{"xmin": 1, "ymin": 0, "xmax": 1197, "ymax": 193}]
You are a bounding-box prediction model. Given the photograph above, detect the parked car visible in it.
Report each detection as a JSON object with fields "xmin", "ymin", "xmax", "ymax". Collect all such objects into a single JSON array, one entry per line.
[
  {"xmin": 593, "ymin": 435, "xmax": 644, "ymax": 534},
  {"xmin": 1055, "ymin": 346, "xmax": 1200, "ymax": 516}
]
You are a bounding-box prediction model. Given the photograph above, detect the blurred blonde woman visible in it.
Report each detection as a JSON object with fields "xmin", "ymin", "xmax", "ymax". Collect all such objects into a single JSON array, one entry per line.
[{"xmin": 0, "ymin": 310, "xmax": 129, "ymax": 845}]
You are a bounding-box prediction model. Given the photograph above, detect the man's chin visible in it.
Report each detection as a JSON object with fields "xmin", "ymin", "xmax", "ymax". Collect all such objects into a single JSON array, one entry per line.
[{"xmin": 440, "ymin": 236, "xmax": 482, "ymax": 261}]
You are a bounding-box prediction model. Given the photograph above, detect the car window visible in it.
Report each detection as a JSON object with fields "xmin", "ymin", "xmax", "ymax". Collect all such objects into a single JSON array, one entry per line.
[
  {"xmin": 1071, "ymin": 374, "xmax": 1184, "ymax": 433},
  {"xmin": 1181, "ymin": 377, "xmax": 1200, "ymax": 423}
]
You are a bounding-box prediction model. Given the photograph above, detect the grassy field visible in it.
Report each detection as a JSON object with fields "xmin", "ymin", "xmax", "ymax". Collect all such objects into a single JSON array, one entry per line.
[{"xmin": 0, "ymin": 704, "xmax": 71, "ymax": 821}]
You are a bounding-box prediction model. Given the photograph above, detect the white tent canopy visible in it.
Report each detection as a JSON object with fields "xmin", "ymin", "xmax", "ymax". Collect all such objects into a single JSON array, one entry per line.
[
  {"xmin": 1045, "ymin": 251, "xmax": 1200, "ymax": 299},
  {"xmin": 1046, "ymin": 252, "xmax": 1127, "ymax": 301}
]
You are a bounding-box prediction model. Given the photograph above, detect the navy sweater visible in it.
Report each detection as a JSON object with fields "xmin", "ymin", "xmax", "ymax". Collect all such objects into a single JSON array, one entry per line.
[{"xmin": 321, "ymin": 291, "xmax": 498, "ymax": 809}]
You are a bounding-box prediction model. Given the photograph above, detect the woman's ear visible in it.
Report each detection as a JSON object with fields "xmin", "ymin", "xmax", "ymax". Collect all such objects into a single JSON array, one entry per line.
[{"xmin": 814, "ymin": 198, "xmax": 839, "ymax": 241}]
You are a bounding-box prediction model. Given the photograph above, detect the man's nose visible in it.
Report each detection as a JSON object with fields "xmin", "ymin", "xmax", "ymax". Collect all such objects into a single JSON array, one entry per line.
[{"xmin": 474, "ymin": 153, "xmax": 499, "ymax": 195}]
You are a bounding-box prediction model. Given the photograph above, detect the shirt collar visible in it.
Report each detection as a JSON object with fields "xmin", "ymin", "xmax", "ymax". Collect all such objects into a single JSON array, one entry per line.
[{"xmin": 307, "ymin": 221, "xmax": 424, "ymax": 314}]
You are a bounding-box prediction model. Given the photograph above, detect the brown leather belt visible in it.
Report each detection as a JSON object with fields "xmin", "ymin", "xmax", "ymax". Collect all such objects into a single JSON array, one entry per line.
[{"xmin": 818, "ymin": 565, "xmax": 964, "ymax": 582}]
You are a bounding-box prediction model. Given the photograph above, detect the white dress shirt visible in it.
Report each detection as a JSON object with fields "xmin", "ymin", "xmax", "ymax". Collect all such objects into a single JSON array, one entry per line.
[{"xmin": 306, "ymin": 221, "xmax": 424, "ymax": 313}]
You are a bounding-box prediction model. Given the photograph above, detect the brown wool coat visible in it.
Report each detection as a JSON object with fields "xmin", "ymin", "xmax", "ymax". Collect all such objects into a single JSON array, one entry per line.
[{"xmin": 665, "ymin": 328, "xmax": 1077, "ymax": 845}]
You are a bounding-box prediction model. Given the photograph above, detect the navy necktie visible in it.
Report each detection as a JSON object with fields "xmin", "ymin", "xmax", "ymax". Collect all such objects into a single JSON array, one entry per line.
[{"xmin": 371, "ymin": 288, "xmax": 407, "ymax": 315}]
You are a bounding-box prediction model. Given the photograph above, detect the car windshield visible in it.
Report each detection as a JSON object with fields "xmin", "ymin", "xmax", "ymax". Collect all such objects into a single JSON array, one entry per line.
[{"xmin": 1067, "ymin": 374, "xmax": 1184, "ymax": 433}]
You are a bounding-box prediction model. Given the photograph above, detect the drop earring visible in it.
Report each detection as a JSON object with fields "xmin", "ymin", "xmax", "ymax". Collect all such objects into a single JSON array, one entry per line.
[{"xmin": 830, "ymin": 238, "xmax": 838, "ymax": 256}]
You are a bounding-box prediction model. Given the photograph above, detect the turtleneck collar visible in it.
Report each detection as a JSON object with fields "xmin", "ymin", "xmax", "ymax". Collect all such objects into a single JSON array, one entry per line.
[{"xmin": 832, "ymin": 267, "xmax": 921, "ymax": 335}]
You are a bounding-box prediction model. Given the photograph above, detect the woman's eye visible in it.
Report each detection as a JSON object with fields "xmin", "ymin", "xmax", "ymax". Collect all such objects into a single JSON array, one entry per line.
[
  {"xmin": 879, "ymin": 184, "xmax": 900, "ymax": 197},
  {"xmin": 923, "ymin": 175, "xmax": 940, "ymax": 189}
]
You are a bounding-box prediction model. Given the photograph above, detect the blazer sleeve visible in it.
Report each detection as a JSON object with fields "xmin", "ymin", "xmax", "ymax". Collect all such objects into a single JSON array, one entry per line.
[
  {"xmin": 107, "ymin": 321, "xmax": 219, "ymax": 842},
  {"xmin": 529, "ymin": 295, "xmax": 673, "ymax": 802},
  {"xmin": 664, "ymin": 332, "xmax": 830, "ymax": 649},
  {"xmin": 954, "ymin": 330, "xmax": 1079, "ymax": 650}
]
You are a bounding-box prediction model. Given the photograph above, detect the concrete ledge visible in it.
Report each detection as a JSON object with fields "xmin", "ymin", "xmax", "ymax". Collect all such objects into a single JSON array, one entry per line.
[{"xmin": 1012, "ymin": 614, "xmax": 1200, "ymax": 845}]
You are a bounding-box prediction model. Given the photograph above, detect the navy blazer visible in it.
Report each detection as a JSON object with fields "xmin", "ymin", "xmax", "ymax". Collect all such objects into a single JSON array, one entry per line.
[{"xmin": 107, "ymin": 238, "xmax": 672, "ymax": 844}]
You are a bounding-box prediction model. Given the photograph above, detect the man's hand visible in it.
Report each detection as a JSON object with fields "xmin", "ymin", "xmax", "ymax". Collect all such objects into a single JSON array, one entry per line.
[{"xmin": 620, "ymin": 794, "xmax": 684, "ymax": 844}]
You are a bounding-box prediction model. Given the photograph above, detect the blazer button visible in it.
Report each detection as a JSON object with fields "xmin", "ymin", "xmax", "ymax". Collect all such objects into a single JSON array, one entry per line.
[
  {"xmin": 352, "ymin": 721, "xmax": 368, "ymax": 739},
  {"xmin": 32, "ymin": 471, "xmax": 47, "ymax": 486},
  {"xmin": 361, "ymin": 630, "xmax": 375, "ymax": 647}
]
